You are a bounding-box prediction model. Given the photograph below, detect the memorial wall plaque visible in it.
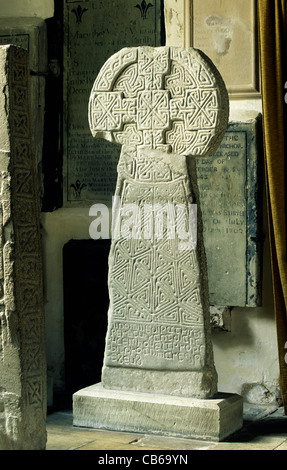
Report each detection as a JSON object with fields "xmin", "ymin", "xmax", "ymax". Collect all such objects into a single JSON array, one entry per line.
[
  {"xmin": 63, "ymin": 0, "xmax": 162, "ymax": 206},
  {"xmin": 185, "ymin": 0, "xmax": 260, "ymax": 98},
  {"xmin": 195, "ymin": 116, "xmax": 262, "ymax": 308}
]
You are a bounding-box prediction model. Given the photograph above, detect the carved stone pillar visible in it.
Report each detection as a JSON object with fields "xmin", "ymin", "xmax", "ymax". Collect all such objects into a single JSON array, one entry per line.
[
  {"xmin": 0, "ymin": 45, "xmax": 46, "ymax": 450},
  {"xmin": 74, "ymin": 46, "xmax": 243, "ymax": 441}
]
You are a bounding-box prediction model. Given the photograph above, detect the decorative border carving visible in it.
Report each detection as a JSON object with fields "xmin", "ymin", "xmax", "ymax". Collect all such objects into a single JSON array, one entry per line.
[{"xmin": 0, "ymin": 45, "xmax": 46, "ymax": 449}]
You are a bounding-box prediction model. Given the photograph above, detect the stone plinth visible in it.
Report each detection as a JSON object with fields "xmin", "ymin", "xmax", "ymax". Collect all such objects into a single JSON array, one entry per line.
[
  {"xmin": 73, "ymin": 384, "xmax": 243, "ymax": 442},
  {"xmin": 73, "ymin": 46, "xmax": 243, "ymax": 441},
  {"xmin": 0, "ymin": 45, "xmax": 46, "ymax": 450}
]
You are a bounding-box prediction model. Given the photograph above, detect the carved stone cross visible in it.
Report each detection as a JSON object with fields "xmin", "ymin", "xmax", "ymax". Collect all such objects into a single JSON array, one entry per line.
[{"xmin": 88, "ymin": 46, "xmax": 229, "ymax": 398}]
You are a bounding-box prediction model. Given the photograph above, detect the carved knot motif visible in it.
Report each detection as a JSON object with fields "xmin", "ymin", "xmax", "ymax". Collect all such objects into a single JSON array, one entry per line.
[{"xmin": 89, "ymin": 47, "xmax": 229, "ymax": 157}]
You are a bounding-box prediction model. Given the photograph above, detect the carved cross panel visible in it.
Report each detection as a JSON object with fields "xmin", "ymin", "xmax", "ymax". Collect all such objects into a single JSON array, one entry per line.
[
  {"xmin": 89, "ymin": 47, "xmax": 229, "ymax": 156},
  {"xmin": 88, "ymin": 47, "xmax": 229, "ymax": 399}
]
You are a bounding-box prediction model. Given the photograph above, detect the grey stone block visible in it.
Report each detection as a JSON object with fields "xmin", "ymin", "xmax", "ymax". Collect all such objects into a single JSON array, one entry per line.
[{"xmin": 73, "ymin": 383, "xmax": 243, "ymax": 442}]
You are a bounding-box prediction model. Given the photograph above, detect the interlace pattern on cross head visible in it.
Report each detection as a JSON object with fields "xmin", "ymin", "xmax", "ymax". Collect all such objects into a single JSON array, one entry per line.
[{"xmin": 88, "ymin": 46, "xmax": 229, "ymax": 158}]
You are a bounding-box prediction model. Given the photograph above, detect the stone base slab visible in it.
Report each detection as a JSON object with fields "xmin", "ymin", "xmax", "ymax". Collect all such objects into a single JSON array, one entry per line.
[
  {"xmin": 102, "ymin": 365, "xmax": 218, "ymax": 399},
  {"xmin": 73, "ymin": 383, "xmax": 243, "ymax": 442}
]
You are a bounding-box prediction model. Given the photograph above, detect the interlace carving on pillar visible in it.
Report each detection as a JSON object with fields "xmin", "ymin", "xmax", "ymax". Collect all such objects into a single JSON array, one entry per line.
[
  {"xmin": 8, "ymin": 46, "xmax": 45, "ymax": 412},
  {"xmin": 89, "ymin": 47, "xmax": 229, "ymax": 156}
]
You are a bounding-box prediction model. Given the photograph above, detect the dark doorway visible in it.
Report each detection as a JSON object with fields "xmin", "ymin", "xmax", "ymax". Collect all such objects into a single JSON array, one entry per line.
[{"xmin": 63, "ymin": 239, "xmax": 110, "ymax": 393}]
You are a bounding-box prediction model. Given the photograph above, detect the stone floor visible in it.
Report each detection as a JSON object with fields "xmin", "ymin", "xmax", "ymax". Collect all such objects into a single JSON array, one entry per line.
[{"xmin": 46, "ymin": 403, "xmax": 287, "ymax": 451}]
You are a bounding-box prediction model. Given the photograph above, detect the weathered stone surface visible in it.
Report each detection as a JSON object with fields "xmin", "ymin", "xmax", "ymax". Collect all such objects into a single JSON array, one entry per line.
[
  {"xmin": 102, "ymin": 147, "xmax": 217, "ymax": 398},
  {"xmin": 0, "ymin": 45, "xmax": 46, "ymax": 450},
  {"xmin": 195, "ymin": 116, "xmax": 262, "ymax": 307},
  {"xmin": 73, "ymin": 46, "xmax": 243, "ymax": 441},
  {"xmin": 63, "ymin": 0, "xmax": 162, "ymax": 205},
  {"xmin": 87, "ymin": 46, "xmax": 229, "ymax": 399},
  {"xmin": 73, "ymin": 384, "xmax": 243, "ymax": 442}
]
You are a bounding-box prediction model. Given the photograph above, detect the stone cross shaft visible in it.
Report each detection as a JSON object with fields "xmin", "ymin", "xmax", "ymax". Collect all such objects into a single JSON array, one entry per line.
[{"xmin": 89, "ymin": 46, "xmax": 229, "ymax": 398}]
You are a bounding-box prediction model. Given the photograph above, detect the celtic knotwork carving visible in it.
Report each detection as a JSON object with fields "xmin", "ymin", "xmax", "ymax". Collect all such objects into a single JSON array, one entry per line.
[
  {"xmin": 89, "ymin": 46, "xmax": 229, "ymax": 157},
  {"xmin": 91, "ymin": 92, "xmax": 123, "ymax": 131},
  {"xmin": 92, "ymin": 48, "xmax": 138, "ymax": 91},
  {"xmin": 89, "ymin": 46, "xmax": 228, "ymax": 398},
  {"xmin": 137, "ymin": 90, "xmax": 170, "ymax": 130}
]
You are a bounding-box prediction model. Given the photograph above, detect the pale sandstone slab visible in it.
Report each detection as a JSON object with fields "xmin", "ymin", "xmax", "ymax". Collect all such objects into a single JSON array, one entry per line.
[
  {"xmin": 73, "ymin": 45, "xmax": 243, "ymax": 441},
  {"xmin": 73, "ymin": 384, "xmax": 243, "ymax": 442},
  {"xmin": 87, "ymin": 46, "xmax": 229, "ymax": 399},
  {"xmin": 0, "ymin": 45, "xmax": 46, "ymax": 450}
]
